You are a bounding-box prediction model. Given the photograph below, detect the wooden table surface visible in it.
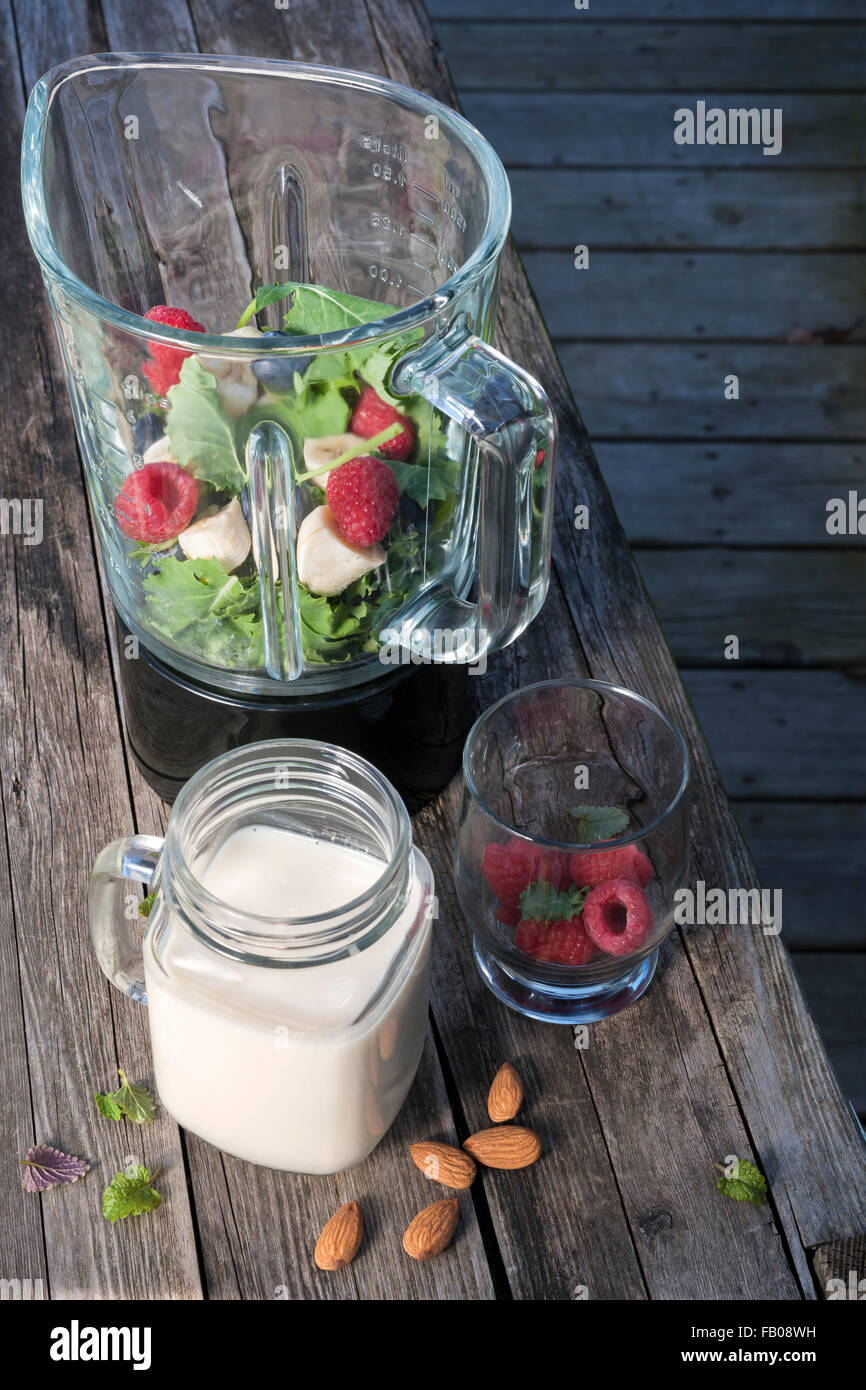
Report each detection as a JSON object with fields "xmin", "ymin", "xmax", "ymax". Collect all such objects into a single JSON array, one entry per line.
[{"xmin": 2, "ymin": 0, "xmax": 865, "ymax": 1301}]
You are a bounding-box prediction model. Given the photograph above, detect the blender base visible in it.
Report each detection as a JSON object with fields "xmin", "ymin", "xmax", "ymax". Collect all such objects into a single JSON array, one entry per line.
[{"xmin": 114, "ymin": 617, "xmax": 476, "ymax": 808}]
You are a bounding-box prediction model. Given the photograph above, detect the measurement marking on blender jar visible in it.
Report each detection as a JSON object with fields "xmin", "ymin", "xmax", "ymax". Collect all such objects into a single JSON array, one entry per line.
[
  {"xmin": 410, "ymin": 232, "xmax": 436, "ymax": 253},
  {"xmin": 412, "ymin": 260, "xmax": 436, "ymax": 279},
  {"xmin": 414, "ymin": 210, "xmax": 434, "ymax": 226},
  {"xmin": 411, "ymin": 183, "xmax": 440, "ymax": 205}
]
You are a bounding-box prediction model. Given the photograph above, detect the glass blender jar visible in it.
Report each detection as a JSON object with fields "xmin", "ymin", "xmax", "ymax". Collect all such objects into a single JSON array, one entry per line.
[{"xmin": 22, "ymin": 54, "xmax": 557, "ymax": 800}]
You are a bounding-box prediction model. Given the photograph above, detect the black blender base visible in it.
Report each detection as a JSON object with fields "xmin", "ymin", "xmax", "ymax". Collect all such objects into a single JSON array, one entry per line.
[{"xmin": 115, "ymin": 617, "xmax": 476, "ymax": 808}]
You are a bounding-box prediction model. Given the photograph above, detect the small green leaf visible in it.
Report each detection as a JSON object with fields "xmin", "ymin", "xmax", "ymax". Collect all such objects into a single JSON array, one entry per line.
[
  {"xmin": 102, "ymin": 1165, "xmax": 163, "ymax": 1223},
  {"xmin": 95, "ymin": 1068, "xmax": 157, "ymax": 1125},
  {"xmin": 94, "ymin": 1091, "xmax": 124, "ymax": 1122},
  {"xmin": 568, "ymin": 805, "xmax": 630, "ymax": 843},
  {"xmin": 519, "ymin": 880, "xmax": 589, "ymax": 923},
  {"xmin": 165, "ymin": 356, "xmax": 245, "ymax": 493},
  {"xmin": 138, "ymin": 890, "xmax": 157, "ymax": 919},
  {"xmin": 716, "ymin": 1158, "xmax": 767, "ymax": 1205},
  {"xmin": 114, "ymin": 1068, "xmax": 157, "ymax": 1125},
  {"xmin": 236, "ymin": 281, "xmax": 294, "ymax": 328}
]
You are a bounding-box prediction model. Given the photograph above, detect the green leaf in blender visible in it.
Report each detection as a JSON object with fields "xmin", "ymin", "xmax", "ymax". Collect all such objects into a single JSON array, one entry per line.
[
  {"xmin": 281, "ymin": 283, "xmax": 397, "ymax": 335},
  {"xmin": 236, "ymin": 281, "xmax": 294, "ymax": 329},
  {"xmin": 143, "ymin": 556, "xmax": 263, "ymax": 667},
  {"xmin": 165, "ymin": 357, "xmax": 246, "ymax": 493}
]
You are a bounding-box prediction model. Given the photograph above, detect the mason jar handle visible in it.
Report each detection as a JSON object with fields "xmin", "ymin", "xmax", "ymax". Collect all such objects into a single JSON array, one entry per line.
[
  {"xmin": 89, "ymin": 835, "xmax": 163, "ymax": 1005},
  {"xmin": 392, "ymin": 324, "xmax": 557, "ymax": 658}
]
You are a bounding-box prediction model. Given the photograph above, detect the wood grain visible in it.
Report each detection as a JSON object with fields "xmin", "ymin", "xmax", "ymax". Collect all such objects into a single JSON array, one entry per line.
[
  {"xmin": 4, "ymin": 0, "xmax": 202, "ymax": 1298},
  {"xmin": 460, "ymin": 92, "xmax": 866, "ymax": 169},
  {"xmin": 598, "ymin": 443, "xmax": 866, "ymax": 545},
  {"xmin": 510, "ymin": 169, "xmax": 866, "ymax": 250},
  {"xmin": 526, "ymin": 252, "xmax": 866, "ymax": 342},
  {"xmin": 437, "ymin": 22, "xmax": 866, "ymax": 91},
  {"xmin": 637, "ymin": 548, "xmax": 866, "ymax": 666},
  {"xmin": 557, "ymin": 343, "xmax": 866, "ymax": 441}
]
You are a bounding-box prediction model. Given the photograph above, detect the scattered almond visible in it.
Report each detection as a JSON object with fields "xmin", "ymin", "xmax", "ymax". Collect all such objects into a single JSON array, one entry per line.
[
  {"xmin": 487, "ymin": 1062, "xmax": 524, "ymax": 1122},
  {"xmin": 402, "ymin": 1197, "xmax": 460, "ymax": 1261},
  {"xmin": 314, "ymin": 1200, "xmax": 364, "ymax": 1271},
  {"xmin": 410, "ymin": 1141, "xmax": 477, "ymax": 1189},
  {"xmin": 463, "ymin": 1125, "xmax": 542, "ymax": 1170}
]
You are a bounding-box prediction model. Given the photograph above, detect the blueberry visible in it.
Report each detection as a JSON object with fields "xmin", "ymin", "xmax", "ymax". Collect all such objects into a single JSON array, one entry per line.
[
  {"xmin": 253, "ymin": 331, "xmax": 313, "ymax": 390},
  {"xmin": 132, "ymin": 413, "xmax": 164, "ymax": 454}
]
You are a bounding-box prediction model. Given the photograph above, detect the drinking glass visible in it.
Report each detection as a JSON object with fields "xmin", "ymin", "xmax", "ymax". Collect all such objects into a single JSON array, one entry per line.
[{"xmin": 455, "ymin": 679, "xmax": 690, "ymax": 1023}]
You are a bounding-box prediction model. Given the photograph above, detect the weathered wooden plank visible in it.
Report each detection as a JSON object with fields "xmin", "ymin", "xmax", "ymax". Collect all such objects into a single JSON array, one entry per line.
[
  {"xmin": 431, "ymin": 1, "xmax": 866, "ymax": 17},
  {"xmin": 4, "ymin": 0, "xmax": 202, "ymax": 1298},
  {"xmin": 598, "ymin": 443, "xmax": 866, "ymax": 544},
  {"xmin": 636, "ymin": 548, "xmax": 866, "ymax": 667},
  {"xmin": 510, "ymin": 169, "xmax": 866, "ymax": 250},
  {"xmin": 734, "ymin": 802, "xmax": 866, "ymax": 950},
  {"xmin": 557, "ymin": 343, "xmax": 866, "ymax": 440},
  {"xmin": 681, "ymin": 670, "xmax": 866, "ymax": 800},
  {"xmin": 526, "ymin": 251, "xmax": 866, "ymax": 342},
  {"xmin": 437, "ymin": 22, "xmax": 865, "ymax": 91},
  {"xmin": 462, "ymin": 93, "xmax": 866, "ymax": 168},
  {"xmin": 790, "ymin": 955, "xmax": 866, "ymax": 1115}
]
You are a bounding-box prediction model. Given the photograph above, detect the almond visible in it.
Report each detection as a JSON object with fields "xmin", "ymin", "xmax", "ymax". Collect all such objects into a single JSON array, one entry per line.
[
  {"xmin": 463, "ymin": 1125, "xmax": 542, "ymax": 1170},
  {"xmin": 410, "ymin": 1141, "xmax": 477, "ymax": 1189},
  {"xmin": 402, "ymin": 1198, "xmax": 459, "ymax": 1261},
  {"xmin": 314, "ymin": 1201, "xmax": 364, "ymax": 1271},
  {"xmin": 487, "ymin": 1062, "xmax": 524, "ymax": 1122}
]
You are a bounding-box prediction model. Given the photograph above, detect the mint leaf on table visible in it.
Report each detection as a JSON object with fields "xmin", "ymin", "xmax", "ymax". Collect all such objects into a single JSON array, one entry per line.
[
  {"xmin": 102, "ymin": 1165, "xmax": 163, "ymax": 1223},
  {"xmin": 94, "ymin": 1068, "xmax": 156, "ymax": 1125},
  {"xmin": 568, "ymin": 806, "xmax": 630, "ymax": 843},
  {"xmin": 94, "ymin": 1091, "xmax": 124, "ymax": 1122},
  {"xmin": 166, "ymin": 357, "xmax": 246, "ymax": 493},
  {"xmin": 519, "ymin": 881, "xmax": 590, "ymax": 923},
  {"xmin": 20, "ymin": 1145, "xmax": 89, "ymax": 1193},
  {"xmin": 716, "ymin": 1158, "xmax": 767, "ymax": 1205}
]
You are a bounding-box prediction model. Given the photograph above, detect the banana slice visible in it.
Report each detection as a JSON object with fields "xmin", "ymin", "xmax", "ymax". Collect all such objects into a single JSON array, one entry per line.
[
  {"xmin": 303, "ymin": 433, "xmax": 366, "ymax": 476},
  {"xmin": 178, "ymin": 497, "xmax": 251, "ymax": 572},
  {"xmin": 142, "ymin": 435, "xmax": 177, "ymax": 465},
  {"xmin": 296, "ymin": 504, "xmax": 385, "ymax": 597},
  {"xmin": 199, "ymin": 325, "xmax": 262, "ymax": 417}
]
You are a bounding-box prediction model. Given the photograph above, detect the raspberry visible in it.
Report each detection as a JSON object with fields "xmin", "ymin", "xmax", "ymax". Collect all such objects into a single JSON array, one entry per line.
[
  {"xmin": 325, "ymin": 455, "xmax": 399, "ymax": 547},
  {"xmin": 516, "ymin": 915, "xmax": 594, "ymax": 966},
  {"xmin": 114, "ymin": 461, "xmax": 198, "ymax": 543},
  {"xmin": 481, "ymin": 839, "xmax": 570, "ymax": 915},
  {"xmin": 582, "ymin": 878, "xmax": 653, "ymax": 957},
  {"xmin": 570, "ymin": 844, "xmax": 652, "ymax": 890},
  {"xmin": 142, "ymin": 305, "xmax": 206, "ymax": 396},
  {"xmin": 350, "ymin": 386, "xmax": 414, "ymax": 461}
]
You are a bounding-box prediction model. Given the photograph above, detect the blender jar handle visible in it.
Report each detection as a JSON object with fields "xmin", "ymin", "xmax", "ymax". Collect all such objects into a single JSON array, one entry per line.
[
  {"xmin": 393, "ymin": 326, "xmax": 557, "ymax": 657},
  {"xmin": 246, "ymin": 420, "xmax": 304, "ymax": 682},
  {"xmin": 89, "ymin": 835, "xmax": 163, "ymax": 1004}
]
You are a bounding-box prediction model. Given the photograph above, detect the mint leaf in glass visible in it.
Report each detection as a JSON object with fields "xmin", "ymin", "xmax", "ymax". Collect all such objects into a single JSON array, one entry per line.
[
  {"xmin": 519, "ymin": 881, "xmax": 589, "ymax": 923},
  {"xmin": 568, "ymin": 806, "xmax": 630, "ymax": 843},
  {"xmin": 236, "ymin": 281, "xmax": 294, "ymax": 329},
  {"xmin": 716, "ymin": 1158, "xmax": 767, "ymax": 1205},
  {"xmin": 102, "ymin": 1165, "xmax": 163, "ymax": 1223},
  {"xmin": 20, "ymin": 1145, "xmax": 90, "ymax": 1193},
  {"xmin": 139, "ymin": 890, "xmax": 157, "ymax": 919}
]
